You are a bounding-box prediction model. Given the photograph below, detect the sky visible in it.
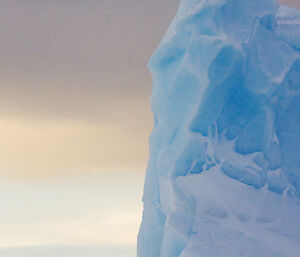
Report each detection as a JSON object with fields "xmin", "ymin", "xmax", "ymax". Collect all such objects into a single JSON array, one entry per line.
[
  {"xmin": 0, "ymin": 0, "xmax": 299, "ymax": 256},
  {"xmin": 279, "ymin": 0, "xmax": 300, "ymax": 8},
  {"xmin": 0, "ymin": 0, "xmax": 180, "ymax": 256},
  {"xmin": 0, "ymin": 173, "xmax": 144, "ymax": 256},
  {"xmin": 0, "ymin": 0, "xmax": 180, "ymax": 178}
]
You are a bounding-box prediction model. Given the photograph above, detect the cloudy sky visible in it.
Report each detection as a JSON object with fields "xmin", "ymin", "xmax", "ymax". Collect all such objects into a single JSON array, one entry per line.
[
  {"xmin": 280, "ymin": 0, "xmax": 300, "ymax": 8},
  {"xmin": 0, "ymin": 0, "xmax": 180, "ymax": 178},
  {"xmin": 0, "ymin": 0, "xmax": 180, "ymax": 256},
  {"xmin": 0, "ymin": 0, "xmax": 298, "ymax": 256}
]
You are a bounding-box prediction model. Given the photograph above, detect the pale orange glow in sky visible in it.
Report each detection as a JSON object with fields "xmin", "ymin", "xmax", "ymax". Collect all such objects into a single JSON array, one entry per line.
[{"xmin": 0, "ymin": 118, "xmax": 149, "ymax": 178}]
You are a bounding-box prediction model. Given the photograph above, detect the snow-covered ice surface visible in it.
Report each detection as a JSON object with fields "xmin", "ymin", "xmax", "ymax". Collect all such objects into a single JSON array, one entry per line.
[{"xmin": 138, "ymin": 1, "xmax": 300, "ymax": 257}]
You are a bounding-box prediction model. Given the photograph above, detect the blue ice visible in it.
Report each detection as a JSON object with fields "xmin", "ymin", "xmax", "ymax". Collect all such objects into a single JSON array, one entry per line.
[{"xmin": 138, "ymin": 0, "xmax": 300, "ymax": 257}]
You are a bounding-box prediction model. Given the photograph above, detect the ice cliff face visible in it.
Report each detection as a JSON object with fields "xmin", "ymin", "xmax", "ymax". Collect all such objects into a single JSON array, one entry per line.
[{"xmin": 138, "ymin": 1, "xmax": 300, "ymax": 257}]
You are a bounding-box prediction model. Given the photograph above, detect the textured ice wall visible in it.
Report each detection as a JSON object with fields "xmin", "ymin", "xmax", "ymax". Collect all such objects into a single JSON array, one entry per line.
[{"xmin": 138, "ymin": 1, "xmax": 300, "ymax": 257}]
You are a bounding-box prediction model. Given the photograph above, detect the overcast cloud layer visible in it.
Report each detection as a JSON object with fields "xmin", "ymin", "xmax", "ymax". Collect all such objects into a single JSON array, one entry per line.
[
  {"xmin": 0, "ymin": 0, "xmax": 180, "ymax": 176},
  {"xmin": 0, "ymin": 0, "xmax": 181, "ymax": 123}
]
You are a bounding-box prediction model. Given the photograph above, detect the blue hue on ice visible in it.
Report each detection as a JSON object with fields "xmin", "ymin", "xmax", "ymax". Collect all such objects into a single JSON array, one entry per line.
[{"xmin": 138, "ymin": 1, "xmax": 300, "ymax": 257}]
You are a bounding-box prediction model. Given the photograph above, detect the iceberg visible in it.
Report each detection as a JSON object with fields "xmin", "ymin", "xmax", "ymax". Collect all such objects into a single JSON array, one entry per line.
[{"xmin": 138, "ymin": 0, "xmax": 300, "ymax": 257}]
